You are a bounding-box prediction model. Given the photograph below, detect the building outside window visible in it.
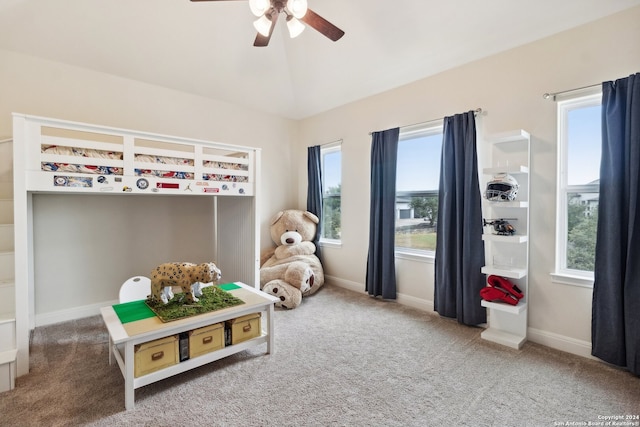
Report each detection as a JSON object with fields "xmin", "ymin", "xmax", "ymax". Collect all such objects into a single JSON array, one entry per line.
[
  {"xmin": 555, "ymin": 92, "xmax": 601, "ymax": 284},
  {"xmin": 321, "ymin": 142, "xmax": 341, "ymax": 241},
  {"xmin": 395, "ymin": 123, "xmax": 443, "ymax": 255}
]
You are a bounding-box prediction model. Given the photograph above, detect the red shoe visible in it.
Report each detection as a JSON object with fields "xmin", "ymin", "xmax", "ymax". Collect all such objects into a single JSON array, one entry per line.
[
  {"xmin": 487, "ymin": 275, "xmax": 524, "ymax": 299},
  {"xmin": 480, "ymin": 286, "xmax": 519, "ymax": 305}
]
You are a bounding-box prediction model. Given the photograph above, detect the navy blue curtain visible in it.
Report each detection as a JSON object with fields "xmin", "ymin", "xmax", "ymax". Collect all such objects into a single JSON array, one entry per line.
[
  {"xmin": 307, "ymin": 145, "xmax": 323, "ymax": 263},
  {"xmin": 434, "ymin": 112, "xmax": 486, "ymax": 325},
  {"xmin": 366, "ymin": 128, "xmax": 399, "ymax": 299},
  {"xmin": 592, "ymin": 72, "xmax": 640, "ymax": 375}
]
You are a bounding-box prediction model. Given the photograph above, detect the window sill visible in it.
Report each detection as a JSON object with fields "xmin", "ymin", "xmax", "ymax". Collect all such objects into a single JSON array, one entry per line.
[
  {"xmin": 550, "ymin": 272, "xmax": 593, "ymax": 288},
  {"xmin": 319, "ymin": 239, "xmax": 342, "ymax": 249},
  {"xmin": 395, "ymin": 249, "xmax": 435, "ymax": 264}
]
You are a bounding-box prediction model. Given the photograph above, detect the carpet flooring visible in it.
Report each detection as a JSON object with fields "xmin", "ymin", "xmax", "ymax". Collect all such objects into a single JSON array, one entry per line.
[{"xmin": 1, "ymin": 285, "xmax": 638, "ymax": 426}]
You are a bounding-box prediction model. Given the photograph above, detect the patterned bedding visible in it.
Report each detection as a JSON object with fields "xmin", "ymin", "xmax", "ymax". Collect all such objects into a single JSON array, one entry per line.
[{"xmin": 40, "ymin": 145, "xmax": 248, "ymax": 182}]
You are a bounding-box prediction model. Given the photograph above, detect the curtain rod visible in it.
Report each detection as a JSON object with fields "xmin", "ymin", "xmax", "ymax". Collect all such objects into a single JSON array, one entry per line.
[
  {"xmin": 543, "ymin": 83, "xmax": 601, "ymax": 101},
  {"xmin": 369, "ymin": 108, "xmax": 482, "ymax": 136}
]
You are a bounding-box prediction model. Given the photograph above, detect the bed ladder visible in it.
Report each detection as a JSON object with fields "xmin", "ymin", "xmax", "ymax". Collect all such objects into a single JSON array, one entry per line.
[{"xmin": 0, "ymin": 138, "xmax": 17, "ymax": 392}]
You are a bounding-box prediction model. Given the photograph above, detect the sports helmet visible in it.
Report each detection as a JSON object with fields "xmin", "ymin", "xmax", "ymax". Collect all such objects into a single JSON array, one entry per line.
[{"xmin": 485, "ymin": 173, "xmax": 519, "ymax": 201}]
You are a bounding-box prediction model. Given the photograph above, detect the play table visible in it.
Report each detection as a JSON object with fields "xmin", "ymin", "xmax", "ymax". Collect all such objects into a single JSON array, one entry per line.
[{"xmin": 100, "ymin": 282, "xmax": 278, "ymax": 410}]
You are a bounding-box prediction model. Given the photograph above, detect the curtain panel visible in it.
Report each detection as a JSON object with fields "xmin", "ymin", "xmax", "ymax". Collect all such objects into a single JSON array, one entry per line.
[
  {"xmin": 592, "ymin": 72, "xmax": 640, "ymax": 375},
  {"xmin": 307, "ymin": 145, "xmax": 323, "ymax": 263},
  {"xmin": 434, "ymin": 111, "xmax": 486, "ymax": 325},
  {"xmin": 366, "ymin": 128, "xmax": 399, "ymax": 299}
]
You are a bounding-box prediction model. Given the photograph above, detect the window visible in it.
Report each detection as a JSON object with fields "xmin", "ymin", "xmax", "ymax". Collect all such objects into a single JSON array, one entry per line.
[
  {"xmin": 321, "ymin": 142, "xmax": 341, "ymax": 241},
  {"xmin": 555, "ymin": 92, "xmax": 601, "ymax": 285},
  {"xmin": 395, "ymin": 123, "xmax": 443, "ymax": 255}
]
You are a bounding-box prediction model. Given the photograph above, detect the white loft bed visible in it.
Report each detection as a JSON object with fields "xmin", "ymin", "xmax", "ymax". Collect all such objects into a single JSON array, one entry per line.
[{"xmin": 12, "ymin": 113, "xmax": 261, "ymax": 376}]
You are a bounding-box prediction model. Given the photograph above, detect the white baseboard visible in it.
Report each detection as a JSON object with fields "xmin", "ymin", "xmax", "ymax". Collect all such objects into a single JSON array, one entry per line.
[
  {"xmin": 326, "ymin": 274, "xmax": 434, "ymax": 312},
  {"xmin": 35, "ymin": 299, "xmax": 118, "ymax": 327},
  {"xmin": 396, "ymin": 292, "xmax": 434, "ymax": 312},
  {"xmin": 325, "ymin": 274, "xmax": 364, "ymax": 294},
  {"xmin": 527, "ymin": 327, "xmax": 596, "ymax": 360}
]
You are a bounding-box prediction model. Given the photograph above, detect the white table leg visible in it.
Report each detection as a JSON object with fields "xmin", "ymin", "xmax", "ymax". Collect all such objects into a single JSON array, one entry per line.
[
  {"xmin": 108, "ymin": 336, "xmax": 113, "ymax": 365},
  {"xmin": 124, "ymin": 342, "xmax": 135, "ymax": 410},
  {"xmin": 266, "ymin": 304, "xmax": 274, "ymax": 354}
]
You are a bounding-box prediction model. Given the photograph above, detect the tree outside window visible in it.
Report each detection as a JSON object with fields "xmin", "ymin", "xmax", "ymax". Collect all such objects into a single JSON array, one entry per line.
[
  {"xmin": 556, "ymin": 94, "xmax": 601, "ymax": 281},
  {"xmin": 321, "ymin": 144, "xmax": 341, "ymax": 241},
  {"xmin": 395, "ymin": 125, "xmax": 443, "ymax": 254}
]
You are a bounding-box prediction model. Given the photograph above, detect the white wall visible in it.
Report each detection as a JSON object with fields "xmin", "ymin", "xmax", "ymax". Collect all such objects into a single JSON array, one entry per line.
[
  {"xmin": 296, "ymin": 7, "xmax": 640, "ymax": 357},
  {"xmin": 0, "ymin": 48, "xmax": 299, "ymax": 319}
]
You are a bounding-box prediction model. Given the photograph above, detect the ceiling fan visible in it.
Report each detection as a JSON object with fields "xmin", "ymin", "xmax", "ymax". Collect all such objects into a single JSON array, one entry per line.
[{"xmin": 190, "ymin": 0, "xmax": 345, "ymax": 47}]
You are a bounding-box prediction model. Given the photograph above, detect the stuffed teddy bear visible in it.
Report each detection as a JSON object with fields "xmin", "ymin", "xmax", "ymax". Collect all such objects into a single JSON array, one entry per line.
[{"xmin": 260, "ymin": 209, "xmax": 324, "ymax": 309}]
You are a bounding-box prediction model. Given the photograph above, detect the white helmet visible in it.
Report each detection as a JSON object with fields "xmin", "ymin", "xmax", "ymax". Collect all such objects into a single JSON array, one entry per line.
[{"xmin": 485, "ymin": 173, "xmax": 519, "ymax": 201}]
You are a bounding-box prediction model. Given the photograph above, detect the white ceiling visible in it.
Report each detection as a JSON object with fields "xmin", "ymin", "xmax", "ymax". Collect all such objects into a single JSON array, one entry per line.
[{"xmin": 1, "ymin": 0, "xmax": 639, "ymax": 119}]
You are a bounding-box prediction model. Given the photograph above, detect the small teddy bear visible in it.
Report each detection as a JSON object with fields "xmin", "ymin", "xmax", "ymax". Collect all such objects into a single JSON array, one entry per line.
[{"xmin": 260, "ymin": 210, "xmax": 324, "ymax": 309}]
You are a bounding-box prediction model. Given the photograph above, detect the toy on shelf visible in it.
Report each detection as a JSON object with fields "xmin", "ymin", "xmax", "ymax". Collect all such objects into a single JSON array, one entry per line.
[
  {"xmin": 484, "ymin": 173, "xmax": 519, "ymax": 201},
  {"xmin": 483, "ymin": 218, "xmax": 517, "ymax": 235},
  {"xmin": 480, "ymin": 275, "xmax": 524, "ymax": 305},
  {"xmin": 150, "ymin": 262, "xmax": 222, "ymax": 304}
]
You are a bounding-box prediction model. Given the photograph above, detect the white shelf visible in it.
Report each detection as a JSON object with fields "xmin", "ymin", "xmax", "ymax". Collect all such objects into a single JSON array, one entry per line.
[
  {"xmin": 481, "ymin": 265, "xmax": 527, "ymax": 279},
  {"xmin": 487, "ymin": 129, "xmax": 530, "ymax": 144},
  {"xmin": 480, "ymin": 328, "xmax": 526, "ymax": 349},
  {"xmin": 483, "ymin": 165, "xmax": 529, "ymax": 175},
  {"xmin": 484, "ymin": 200, "xmax": 528, "ymax": 208},
  {"xmin": 481, "ymin": 299, "xmax": 527, "ymax": 314},
  {"xmin": 482, "ymin": 234, "xmax": 528, "ymax": 243},
  {"xmin": 128, "ymin": 335, "xmax": 269, "ymax": 389}
]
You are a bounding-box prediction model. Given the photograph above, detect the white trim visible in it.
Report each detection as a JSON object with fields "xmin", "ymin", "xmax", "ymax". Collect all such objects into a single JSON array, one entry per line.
[
  {"xmin": 319, "ymin": 142, "xmax": 342, "ymax": 243},
  {"xmin": 319, "ymin": 139, "xmax": 342, "ymax": 152},
  {"xmin": 396, "ymin": 123, "xmax": 442, "ymax": 253},
  {"xmin": 555, "ymin": 92, "xmax": 602, "ymax": 278},
  {"xmin": 399, "ymin": 122, "xmax": 443, "ymax": 140},
  {"xmin": 396, "ymin": 292, "xmax": 433, "ymax": 312},
  {"xmin": 324, "ymin": 274, "xmax": 363, "ymax": 294},
  {"xmin": 326, "ymin": 274, "xmax": 434, "ymax": 312},
  {"xmin": 395, "ymin": 249, "xmax": 435, "ymax": 264},
  {"xmin": 550, "ymin": 272, "xmax": 594, "ymax": 288},
  {"xmin": 551, "ymin": 85, "xmax": 602, "ymax": 103},
  {"xmin": 319, "ymin": 239, "xmax": 342, "ymax": 249},
  {"xmin": 527, "ymin": 327, "xmax": 597, "ymax": 360},
  {"xmin": 34, "ymin": 299, "xmax": 118, "ymax": 327}
]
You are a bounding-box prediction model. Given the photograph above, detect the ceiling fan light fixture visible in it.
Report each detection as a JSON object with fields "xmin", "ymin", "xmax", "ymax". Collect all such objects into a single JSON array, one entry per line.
[
  {"xmin": 253, "ymin": 14, "xmax": 272, "ymax": 37},
  {"xmin": 286, "ymin": 0, "xmax": 308, "ymax": 19},
  {"xmin": 286, "ymin": 17, "xmax": 305, "ymax": 38},
  {"xmin": 249, "ymin": 0, "xmax": 270, "ymax": 17}
]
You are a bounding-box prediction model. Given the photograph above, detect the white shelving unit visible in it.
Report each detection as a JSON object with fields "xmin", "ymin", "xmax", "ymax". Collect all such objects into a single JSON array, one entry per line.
[{"xmin": 480, "ymin": 130, "xmax": 530, "ymax": 349}]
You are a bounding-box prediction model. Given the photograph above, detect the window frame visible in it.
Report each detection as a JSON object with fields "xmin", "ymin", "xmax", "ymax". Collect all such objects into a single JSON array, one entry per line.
[
  {"xmin": 552, "ymin": 91, "xmax": 601, "ymax": 288},
  {"xmin": 319, "ymin": 140, "xmax": 342, "ymax": 246},
  {"xmin": 394, "ymin": 121, "xmax": 443, "ymax": 261}
]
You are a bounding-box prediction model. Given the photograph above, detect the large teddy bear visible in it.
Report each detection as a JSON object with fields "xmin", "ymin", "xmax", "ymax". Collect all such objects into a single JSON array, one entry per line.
[{"xmin": 260, "ymin": 210, "xmax": 324, "ymax": 309}]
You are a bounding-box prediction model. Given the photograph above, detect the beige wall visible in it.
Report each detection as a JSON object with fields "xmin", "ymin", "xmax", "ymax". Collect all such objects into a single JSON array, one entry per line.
[
  {"xmin": 0, "ymin": 48, "xmax": 298, "ymax": 318},
  {"xmin": 1, "ymin": 6, "xmax": 638, "ymax": 355},
  {"xmin": 296, "ymin": 7, "xmax": 640, "ymax": 356}
]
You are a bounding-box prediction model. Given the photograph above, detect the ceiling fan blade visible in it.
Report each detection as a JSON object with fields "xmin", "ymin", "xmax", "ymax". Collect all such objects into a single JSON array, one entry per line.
[
  {"xmin": 301, "ymin": 8, "xmax": 344, "ymax": 42},
  {"xmin": 253, "ymin": 12, "xmax": 278, "ymax": 47}
]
